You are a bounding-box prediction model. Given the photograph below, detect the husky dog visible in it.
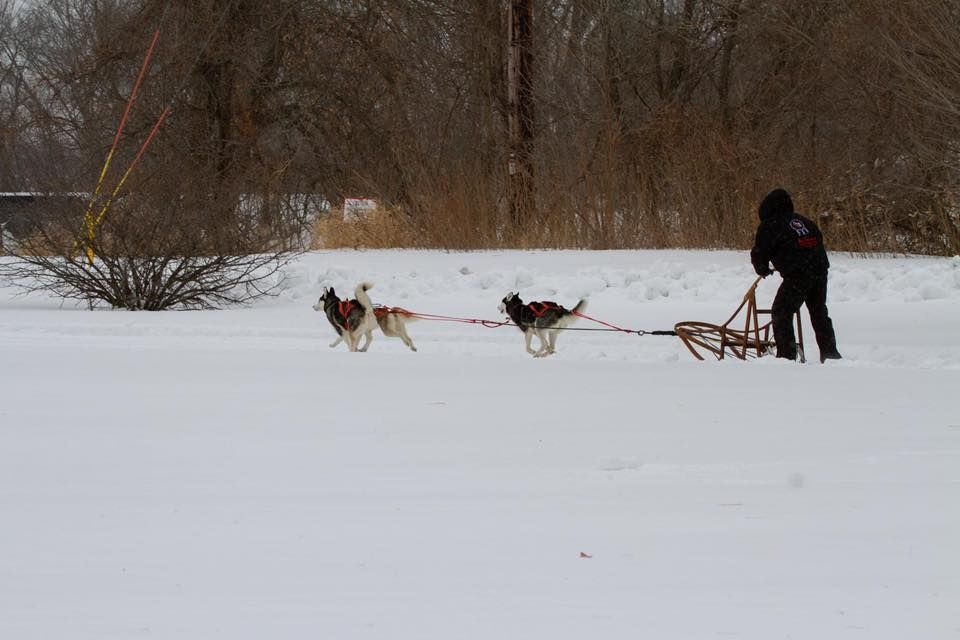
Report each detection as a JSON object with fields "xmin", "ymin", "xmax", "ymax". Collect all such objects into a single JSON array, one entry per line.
[
  {"xmin": 372, "ymin": 305, "xmax": 419, "ymax": 352},
  {"xmin": 313, "ymin": 282, "xmax": 378, "ymax": 352},
  {"xmin": 313, "ymin": 283, "xmax": 419, "ymax": 352},
  {"xmin": 499, "ymin": 292, "xmax": 587, "ymax": 357}
]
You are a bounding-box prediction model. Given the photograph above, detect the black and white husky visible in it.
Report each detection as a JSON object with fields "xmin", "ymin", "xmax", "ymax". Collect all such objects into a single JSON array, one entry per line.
[
  {"xmin": 313, "ymin": 283, "xmax": 418, "ymax": 352},
  {"xmin": 499, "ymin": 292, "xmax": 587, "ymax": 357},
  {"xmin": 313, "ymin": 282, "xmax": 379, "ymax": 352}
]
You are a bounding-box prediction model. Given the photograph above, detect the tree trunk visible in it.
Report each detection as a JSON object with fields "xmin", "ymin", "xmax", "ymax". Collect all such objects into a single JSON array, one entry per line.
[{"xmin": 507, "ymin": 0, "xmax": 534, "ymax": 232}]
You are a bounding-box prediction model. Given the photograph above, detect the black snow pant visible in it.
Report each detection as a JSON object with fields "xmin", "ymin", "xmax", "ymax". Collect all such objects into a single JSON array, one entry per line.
[{"xmin": 771, "ymin": 274, "xmax": 839, "ymax": 361}]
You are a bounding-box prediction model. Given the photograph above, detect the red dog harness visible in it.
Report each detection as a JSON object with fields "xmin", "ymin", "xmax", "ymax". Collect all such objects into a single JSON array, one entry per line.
[
  {"xmin": 338, "ymin": 300, "xmax": 354, "ymax": 328},
  {"xmin": 527, "ymin": 301, "xmax": 561, "ymax": 318}
]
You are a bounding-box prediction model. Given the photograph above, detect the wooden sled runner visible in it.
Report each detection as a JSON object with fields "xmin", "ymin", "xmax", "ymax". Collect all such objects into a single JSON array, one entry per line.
[{"xmin": 673, "ymin": 277, "xmax": 805, "ymax": 362}]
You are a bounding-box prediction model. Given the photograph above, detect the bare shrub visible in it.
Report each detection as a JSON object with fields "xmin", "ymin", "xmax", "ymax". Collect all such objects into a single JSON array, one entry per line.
[{"xmin": 1, "ymin": 182, "xmax": 299, "ymax": 310}]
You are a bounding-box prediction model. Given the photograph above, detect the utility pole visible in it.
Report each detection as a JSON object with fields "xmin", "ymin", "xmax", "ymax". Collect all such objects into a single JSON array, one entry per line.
[{"xmin": 507, "ymin": 0, "xmax": 534, "ymax": 231}]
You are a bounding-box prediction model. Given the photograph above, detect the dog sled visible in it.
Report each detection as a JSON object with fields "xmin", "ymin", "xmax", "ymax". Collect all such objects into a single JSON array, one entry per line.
[{"xmin": 673, "ymin": 276, "xmax": 805, "ymax": 362}]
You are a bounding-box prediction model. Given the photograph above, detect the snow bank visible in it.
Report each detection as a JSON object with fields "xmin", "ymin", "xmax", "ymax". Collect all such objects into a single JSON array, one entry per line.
[{"xmin": 281, "ymin": 249, "xmax": 960, "ymax": 305}]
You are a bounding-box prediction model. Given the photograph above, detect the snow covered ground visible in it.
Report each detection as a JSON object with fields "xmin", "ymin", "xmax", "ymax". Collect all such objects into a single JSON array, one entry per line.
[{"xmin": 1, "ymin": 249, "xmax": 958, "ymax": 639}]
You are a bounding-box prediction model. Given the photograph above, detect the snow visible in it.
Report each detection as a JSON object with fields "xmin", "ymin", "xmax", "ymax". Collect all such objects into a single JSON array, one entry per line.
[{"xmin": 1, "ymin": 249, "xmax": 958, "ymax": 639}]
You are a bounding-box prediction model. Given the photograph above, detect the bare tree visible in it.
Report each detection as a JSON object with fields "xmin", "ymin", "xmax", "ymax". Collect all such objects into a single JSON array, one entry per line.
[
  {"xmin": 508, "ymin": 0, "xmax": 535, "ymax": 229},
  {"xmin": 0, "ymin": 0, "xmax": 306, "ymax": 309},
  {"xmin": 0, "ymin": 0, "xmax": 29, "ymax": 192},
  {"xmin": 2, "ymin": 0, "xmax": 957, "ymax": 257},
  {"xmin": 876, "ymin": 0, "xmax": 960, "ymax": 251}
]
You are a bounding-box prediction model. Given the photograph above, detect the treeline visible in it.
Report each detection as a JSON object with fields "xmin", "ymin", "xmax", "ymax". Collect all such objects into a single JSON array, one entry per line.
[{"xmin": 1, "ymin": 0, "xmax": 958, "ymax": 253}]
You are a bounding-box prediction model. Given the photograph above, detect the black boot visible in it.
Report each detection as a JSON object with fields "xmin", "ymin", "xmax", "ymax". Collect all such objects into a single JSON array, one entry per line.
[
  {"xmin": 772, "ymin": 313, "xmax": 798, "ymax": 361},
  {"xmin": 820, "ymin": 350, "xmax": 842, "ymax": 363}
]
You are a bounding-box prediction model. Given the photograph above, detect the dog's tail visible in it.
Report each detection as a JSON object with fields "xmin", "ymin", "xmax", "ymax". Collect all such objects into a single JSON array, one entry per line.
[
  {"xmin": 556, "ymin": 298, "xmax": 587, "ymax": 330},
  {"xmin": 569, "ymin": 298, "xmax": 588, "ymax": 316},
  {"xmin": 354, "ymin": 282, "xmax": 374, "ymax": 311}
]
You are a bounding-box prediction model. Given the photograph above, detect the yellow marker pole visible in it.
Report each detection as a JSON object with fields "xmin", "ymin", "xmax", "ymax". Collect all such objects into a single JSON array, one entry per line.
[
  {"xmin": 89, "ymin": 106, "xmax": 172, "ymax": 233},
  {"xmin": 80, "ymin": 29, "xmax": 161, "ymax": 264}
]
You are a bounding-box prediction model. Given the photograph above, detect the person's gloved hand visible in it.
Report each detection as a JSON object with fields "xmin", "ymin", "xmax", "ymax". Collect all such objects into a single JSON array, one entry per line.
[{"xmin": 755, "ymin": 265, "xmax": 773, "ymax": 278}]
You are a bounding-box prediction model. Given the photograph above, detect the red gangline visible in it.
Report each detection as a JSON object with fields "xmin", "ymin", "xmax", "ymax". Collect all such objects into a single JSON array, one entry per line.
[
  {"xmin": 378, "ymin": 306, "xmax": 640, "ymax": 333},
  {"xmin": 376, "ymin": 306, "xmax": 510, "ymax": 328}
]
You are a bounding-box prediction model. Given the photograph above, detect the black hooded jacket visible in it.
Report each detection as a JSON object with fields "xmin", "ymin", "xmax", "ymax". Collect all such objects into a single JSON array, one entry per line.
[{"xmin": 750, "ymin": 189, "xmax": 829, "ymax": 279}]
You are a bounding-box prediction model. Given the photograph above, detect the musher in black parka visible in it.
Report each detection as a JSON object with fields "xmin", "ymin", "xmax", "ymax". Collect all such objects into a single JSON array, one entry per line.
[{"xmin": 750, "ymin": 188, "xmax": 842, "ymax": 363}]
